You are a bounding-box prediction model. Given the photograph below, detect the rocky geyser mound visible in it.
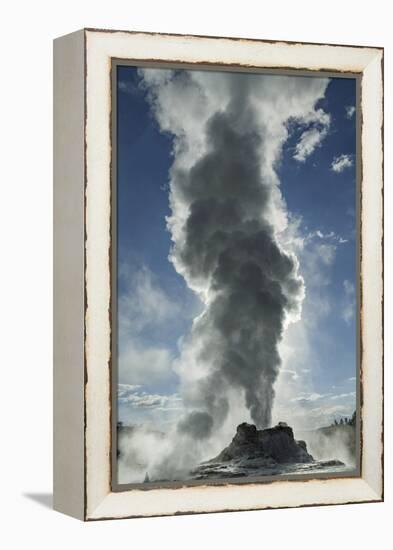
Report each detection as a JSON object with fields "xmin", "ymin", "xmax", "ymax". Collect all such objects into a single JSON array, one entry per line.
[
  {"xmin": 210, "ymin": 422, "xmax": 314, "ymax": 464},
  {"xmin": 214, "ymin": 422, "xmax": 314, "ymax": 464},
  {"xmin": 191, "ymin": 422, "xmax": 316, "ymax": 479},
  {"xmin": 191, "ymin": 422, "xmax": 314, "ymax": 479}
]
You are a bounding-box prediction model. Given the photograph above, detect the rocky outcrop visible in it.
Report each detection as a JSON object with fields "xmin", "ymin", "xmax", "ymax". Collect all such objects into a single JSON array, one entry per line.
[
  {"xmin": 212, "ymin": 422, "xmax": 313, "ymax": 464},
  {"xmin": 190, "ymin": 422, "xmax": 314, "ymax": 480}
]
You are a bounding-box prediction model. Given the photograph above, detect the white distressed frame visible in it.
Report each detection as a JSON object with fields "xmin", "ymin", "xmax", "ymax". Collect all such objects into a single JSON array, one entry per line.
[{"xmin": 54, "ymin": 28, "xmax": 383, "ymax": 521}]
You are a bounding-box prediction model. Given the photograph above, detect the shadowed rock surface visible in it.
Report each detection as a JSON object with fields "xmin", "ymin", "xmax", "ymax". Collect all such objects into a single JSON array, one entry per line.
[
  {"xmin": 191, "ymin": 422, "xmax": 329, "ymax": 480},
  {"xmin": 214, "ymin": 422, "xmax": 313, "ymax": 464}
]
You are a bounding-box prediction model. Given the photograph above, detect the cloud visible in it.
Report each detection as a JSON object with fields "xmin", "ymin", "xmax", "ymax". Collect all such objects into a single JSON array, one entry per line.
[
  {"xmin": 271, "ymin": 213, "xmax": 349, "ymax": 431},
  {"xmin": 317, "ymin": 243, "xmax": 336, "ymax": 266},
  {"xmin": 118, "ymin": 264, "xmax": 181, "ymax": 385},
  {"xmin": 274, "ymin": 380, "xmax": 356, "ymax": 430},
  {"xmin": 307, "ymin": 403, "xmax": 353, "ymax": 420},
  {"xmin": 293, "ymin": 128, "xmax": 327, "ymax": 162},
  {"xmin": 342, "ymin": 279, "xmax": 355, "ymax": 324},
  {"xmin": 294, "ymin": 227, "xmax": 349, "ymax": 252},
  {"xmin": 315, "ymin": 230, "xmax": 349, "ymax": 245},
  {"xmin": 343, "ymin": 279, "xmax": 355, "ymax": 294},
  {"xmin": 279, "ymin": 383, "xmax": 356, "ymax": 430},
  {"xmin": 285, "ymin": 219, "xmax": 338, "ymax": 289},
  {"xmin": 118, "ymin": 386, "xmax": 183, "ymax": 411},
  {"xmin": 331, "ymin": 154, "xmax": 353, "ymax": 173},
  {"xmin": 293, "ymin": 108, "xmax": 331, "ymax": 162},
  {"xmin": 330, "ymin": 391, "xmax": 356, "ymax": 401},
  {"xmin": 118, "ymin": 79, "xmax": 140, "ymax": 96},
  {"xmin": 291, "ymin": 392, "xmax": 329, "ymax": 403},
  {"xmin": 118, "ymin": 383, "xmax": 142, "ymax": 395},
  {"xmin": 290, "ymin": 390, "xmax": 356, "ymax": 404},
  {"xmin": 315, "ymin": 230, "xmax": 333, "ymax": 239},
  {"xmin": 345, "ymin": 105, "xmax": 356, "ymax": 119},
  {"xmin": 119, "ymin": 264, "xmax": 179, "ymax": 336},
  {"xmin": 280, "ymin": 368, "xmax": 300, "ymax": 381},
  {"xmin": 119, "ymin": 341, "xmax": 174, "ymax": 385}
]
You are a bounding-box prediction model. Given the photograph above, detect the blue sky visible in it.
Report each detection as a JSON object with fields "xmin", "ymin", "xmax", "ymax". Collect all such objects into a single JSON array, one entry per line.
[{"xmin": 116, "ymin": 66, "xmax": 357, "ymax": 430}]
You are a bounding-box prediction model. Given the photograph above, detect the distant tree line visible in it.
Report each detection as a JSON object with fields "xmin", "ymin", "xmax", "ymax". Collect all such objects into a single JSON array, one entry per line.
[{"xmin": 332, "ymin": 411, "xmax": 356, "ymax": 427}]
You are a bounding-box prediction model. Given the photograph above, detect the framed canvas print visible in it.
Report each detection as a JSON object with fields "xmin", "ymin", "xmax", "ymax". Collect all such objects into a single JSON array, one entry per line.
[{"xmin": 53, "ymin": 29, "xmax": 384, "ymax": 521}]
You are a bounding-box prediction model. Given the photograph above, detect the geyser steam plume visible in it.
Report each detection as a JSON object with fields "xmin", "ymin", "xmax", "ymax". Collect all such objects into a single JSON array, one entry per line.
[
  {"xmin": 172, "ymin": 106, "xmax": 302, "ymax": 433},
  {"xmin": 140, "ymin": 69, "xmax": 329, "ymax": 440}
]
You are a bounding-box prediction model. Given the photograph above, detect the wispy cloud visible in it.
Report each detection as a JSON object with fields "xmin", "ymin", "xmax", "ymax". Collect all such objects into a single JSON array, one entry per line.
[
  {"xmin": 119, "ymin": 264, "xmax": 179, "ymax": 336},
  {"xmin": 118, "ymin": 386, "xmax": 183, "ymax": 411},
  {"xmin": 118, "ymin": 80, "xmax": 140, "ymax": 96},
  {"xmin": 345, "ymin": 105, "xmax": 356, "ymax": 119},
  {"xmin": 292, "ymin": 390, "xmax": 355, "ymax": 404},
  {"xmin": 281, "ymin": 368, "xmax": 300, "ymax": 381},
  {"xmin": 342, "ymin": 279, "xmax": 355, "ymax": 324},
  {"xmin": 316, "ymin": 243, "xmax": 336, "ymax": 266},
  {"xmin": 331, "ymin": 154, "xmax": 353, "ymax": 173},
  {"xmin": 330, "ymin": 391, "xmax": 356, "ymax": 401},
  {"xmin": 293, "ymin": 226, "xmax": 350, "ymax": 251},
  {"xmin": 293, "ymin": 109, "xmax": 331, "ymax": 162},
  {"xmin": 307, "ymin": 403, "xmax": 353, "ymax": 420},
  {"xmin": 119, "ymin": 342, "xmax": 174, "ymax": 385},
  {"xmin": 118, "ymin": 263, "xmax": 182, "ymax": 386},
  {"xmin": 310, "ymin": 230, "xmax": 348, "ymax": 244},
  {"xmin": 119, "ymin": 383, "xmax": 142, "ymax": 395},
  {"xmin": 291, "ymin": 392, "xmax": 329, "ymax": 403}
]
